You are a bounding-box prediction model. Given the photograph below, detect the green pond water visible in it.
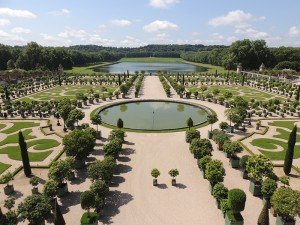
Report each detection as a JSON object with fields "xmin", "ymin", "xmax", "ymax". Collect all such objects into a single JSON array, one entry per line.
[
  {"xmin": 99, "ymin": 101, "xmax": 208, "ymax": 130},
  {"xmin": 93, "ymin": 62, "xmax": 207, "ymax": 74}
]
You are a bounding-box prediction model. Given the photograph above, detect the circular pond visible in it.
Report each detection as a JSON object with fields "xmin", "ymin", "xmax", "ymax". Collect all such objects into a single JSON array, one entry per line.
[{"xmin": 98, "ymin": 100, "xmax": 209, "ymax": 130}]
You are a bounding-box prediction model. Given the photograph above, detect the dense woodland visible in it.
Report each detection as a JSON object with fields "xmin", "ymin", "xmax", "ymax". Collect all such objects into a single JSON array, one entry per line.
[{"xmin": 0, "ymin": 40, "xmax": 300, "ymax": 72}]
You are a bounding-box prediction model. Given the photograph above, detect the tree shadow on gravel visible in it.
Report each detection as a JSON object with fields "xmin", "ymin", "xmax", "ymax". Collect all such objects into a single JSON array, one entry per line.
[
  {"xmin": 175, "ymin": 183, "xmax": 187, "ymax": 189},
  {"xmin": 60, "ymin": 190, "xmax": 81, "ymax": 214},
  {"xmin": 101, "ymin": 190, "xmax": 133, "ymax": 224},
  {"xmin": 121, "ymin": 148, "xmax": 135, "ymax": 156},
  {"xmin": 118, "ymin": 156, "xmax": 131, "ymax": 162},
  {"xmin": 157, "ymin": 183, "xmax": 168, "ymax": 189},
  {"xmin": 109, "ymin": 176, "xmax": 125, "ymax": 187},
  {"xmin": 114, "ymin": 164, "xmax": 132, "ymax": 175}
]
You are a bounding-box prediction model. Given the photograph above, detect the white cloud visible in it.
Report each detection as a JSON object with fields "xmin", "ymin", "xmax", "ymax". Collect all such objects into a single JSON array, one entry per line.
[
  {"xmin": 49, "ymin": 8, "xmax": 70, "ymax": 16},
  {"xmin": 143, "ymin": 20, "xmax": 178, "ymax": 32},
  {"xmin": 235, "ymin": 27, "xmax": 268, "ymax": 39},
  {"xmin": 149, "ymin": 0, "xmax": 179, "ymax": 8},
  {"xmin": 111, "ymin": 19, "xmax": 132, "ymax": 26},
  {"xmin": 0, "ymin": 29, "xmax": 26, "ymax": 45},
  {"xmin": 0, "ymin": 7, "xmax": 36, "ymax": 18},
  {"xmin": 0, "ymin": 19, "xmax": 10, "ymax": 26},
  {"xmin": 58, "ymin": 29, "xmax": 87, "ymax": 39},
  {"xmin": 89, "ymin": 34, "xmax": 116, "ymax": 46},
  {"xmin": 11, "ymin": 27, "xmax": 31, "ymax": 34},
  {"xmin": 119, "ymin": 36, "xmax": 146, "ymax": 47},
  {"xmin": 211, "ymin": 33, "xmax": 224, "ymax": 41},
  {"xmin": 288, "ymin": 26, "xmax": 300, "ymax": 37},
  {"xmin": 208, "ymin": 10, "xmax": 263, "ymax": 27}
]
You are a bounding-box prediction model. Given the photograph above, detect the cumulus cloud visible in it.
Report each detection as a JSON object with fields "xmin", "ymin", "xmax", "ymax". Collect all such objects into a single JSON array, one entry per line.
[
  {"xmin": 288, "ymin": 26, "xmax": 300, "ymax": 37},
  {"xmin": 0, "ymin": 7, "xmax": 36, "ymax": 18},
  {"xmin": 149, "ymin": 0, "xmax": 179, "ymax": 8},
  {"xmin": 58, "ymin": 29, "xmax": 86, "ymax": 39},
  {"xmin": 0, "ymin": 19, "xmax": 10, "ymax": 26},
  {"xmin": 11, "ymin": 27, "xmax": 31, "ymax": 34},
  {"xmin": 111, "ymin": 19, "xmax": 132, "ymax": 26},
  {"xmin": 49, "ymin": 8, "xmax": 70, "ymax": 16},
  {"xmin": 89, "ymin": 34, "xmax": 116, "ymax": 46},
  {"xmin": 0, "ymin": 29, "xmax": 26, "ymax": 45},
  {"xmin": 208, "ymin": 10, "xmax": 263, "ymax": 27},
  {"xmin": 235, "ymin": 27, "xmax": 268, "ymax": 39},
  {"xmin": 143, "ymin": 20, "xmax": 178, "ymax": 32}
]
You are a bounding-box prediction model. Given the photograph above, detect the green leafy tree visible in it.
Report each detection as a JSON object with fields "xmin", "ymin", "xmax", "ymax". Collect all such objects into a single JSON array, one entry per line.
[
  {"xmin": 18, "ymin": 194, "xmax": 51, "ymax": 225},
  {"xmin": 67, "ymin": 108, "xmax": 85, "ymax": 126},
  {"xmin": 185, "ymin": 129, "xmax": 200, "ymax": 143},
  {"xmin": 257, "ymin": 202, "xmax": 269, "ymax": 225},
  {"xmin": 4, "ymin": 197, "xmax": 15, "ymax": 211},
  {"xmin": 48, "ymin": 160, "xmax": 73, "ymax": 186},
  {"xmin": 214, "ymin": 132, "xmax": 229, "ymax": 150},
  {"xmin": 205, "ymin": 159, "xmax": 225, "ymax": 187},
  {"xmin": 223, "ymin": 140, "xmax": 243, "ymax": 158},
  {"xmin": 228, "ymin": 189, "xmax": 246, "ymax": 213},
  {"xmin": 190, "ymin": 138, "xmax": 213, "ymax": 159},
  {"xmin": 283, "ymin": 125, "xmax": 297, "ymax": 175},
  {"xmin": 43, "ymin": 180, "xmax": 58, "ymax": 199},
  {"xmin": 90, "ymin": 114, "xmax": 102, "ymax": 132},
  {"xmin": 63, "ymin": 129, "xmax": 96, "ymax": 160},
  {"xmin": 246, "ymin": 155, "xmax": 273, "ymax": 183},
  {"xmin": 207, "ymin": 114, "xmax": 218, "ymax": 132},
  {"xmin": 108, "ymin": 129, "xmax": 125, "ymax": 142},
  {"xmin": 168, "ymin": 169, "xmax": 179, "ymax": 178},
  {"xmin": 87, "ymin": 156, "xmax": 116, "ymax": 183},
  {"xmin": 57, "ymin": 98, "xmax": 74, "ymax": 129},
  {"xmin": 219, "ymin": 121, "xmax": 229, "ymax": 131},
  {"xmin": 151, "ymin": 168, "xmax": 160, "ymax": 179},
  {"xmin": 279, "ymin": 175, "xmax": 290, "ymax": 187},
  {"xmin": 261, "ymin": 178, "xmax": 277, "ymax": 201},
  {"xmin": 18, "ymin": 131, "xmax": 31, "ymax": 177},
  {"xmin": 271, "ymin": 187, "xmax": 300, "ymax": 222},
  {"xmin": 212, "ymin": 183, "xmax": 228, "ymax": 202},
  {"xmin": 198, "ymin": 155, "xmax": 212, "ymax": 170},
  {"xmin": 80, "ymin": 191, "xmax": 95, "ymax": 216},
  {"xmin": 103, "ymin": 138, "xmax": 123, "ymax": 159}
]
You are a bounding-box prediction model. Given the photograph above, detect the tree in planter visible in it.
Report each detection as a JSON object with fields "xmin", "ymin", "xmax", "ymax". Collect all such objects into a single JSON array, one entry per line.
[
  {"xmin": 119, "ymin": 84, "xmax": 127, "ymax": 97},
  {"xmin": 271, "ymin": 187, "xmax": 300, "ymax": 224},
  {"xmin": 190, "ymin": 138, "xmax": 213, "ymax": 159},
  {"xmin": 246, "ymin": 155, "xmax": 274, "ymax": 196},
  {"xmin": 43, "ymin": 180, "xmax": 59, "ymax": 203},
  {"xmin": 212, "ymin": 183, "xmax": 228, "ymax": 209},
  {"xmin": 257, "ymin": 202, "xmax": 269, "ymax": 225},
  {"xmin": 279, "ymin": 175, "xmax": 290, "ymax": 187},
  {"xmin": 283, "ymin": 125, "xmax": 297, "ymax": 175},
  {"xmin": 80, "ymin": 191, "xmax": 97, "ymax": 224},
  {"xmin": 87, "ymin": 156, "xmax": 116, "ymax": 183},
  {"xmin": 18, "ymin": 194, "xmax": 51, "ymax": 225},
  {"xmin": 219, "ymin": 121, "xmax": 229, "ymax": 131},
  {"xmin": 214, "ymin": 131, "xmax": 229, "ymax": 151},
  {"xmin": 29, "ymin": 176, "xmax": 39, "ymax": 194},
  {"xmin": 57, "ymin": 98, "xmax": 74, "ymax": 130},
  {"xmin": 3, "ymin": 197, "xmax": 18, "ymax": 225},
  {"xmin": 4, "ymin": 196, "xmax": 15, "ymax": 212},
  {"xmin": 239, "ymin": 155, "xmax": 250, "ymax": 179},
  {"xmin": 66, "ymin": 108, "xmax": 85, "ymax": 127},
  {"xmin": 205, "ymin": 159, "xmax": 225, "ymax": 191},
  {"xmin": 223, "ymin": 140, "xmax": 243, "ymax": 168},
  {"xmin": 185, "ymin": 129, "xmax": 200, "ymax": 143},
  {"xmin": 103, "ymin": 138, "xmax": 123, "ymax": 159},
  {"xmin": 186, "ymin": 117, "xmax": 193, "ymax": 130},
  {"xmin": 90, "ymin": 180, "xmax": 109, "ymax": 213},
  {"xmin": 261, "ymin": 178, "xmax": 277, "ymax": 208},
  {"xmin": 198, "ymin": 155, "xmax": 212, "ymax": 178},
  {"xmin": 226, "ymin": 189, "xmax": 246, "ymax": 224},
  {"xmin": 90, "ymin": 114, "xmax": 102, "ymax": 139},
  {"xmin": 117, "ymin": 118, "xmax": 124, "ymax": 129},
  {"xmin": 18, "ymin": 131, "xmax": 31, "ymax": 177},
  {"xmin": 151, "ymin": 168, "xmax": 160, "ymax": 186},
  {"xmin": 207, "ymin": 114, "xmax": 218, "ymax": 138},
  {"xmin": 63, "ymin": 129, "xmax": 96, "ymax": 167},
  {"xmin": 48, "ymin": 159, "xmax": 73, "ymax": 196},
  {"xmin": 0, "ymin": 172, "xmax": 14, "ymax": 195},
  {"xmin": 108, "ymin": 129, "xmax": 125, "ymax": 143},
  {"xmin": 168, "ymin": 169, "xmax": 179, "ymax": 186}
]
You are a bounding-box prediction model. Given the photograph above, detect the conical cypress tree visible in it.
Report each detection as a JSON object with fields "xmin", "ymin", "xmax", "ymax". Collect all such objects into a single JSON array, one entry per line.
[
  {"xmin": 54, "ymin": 198, "xmax": 66, "ymax": 225},
  {"xmin": 18, "ymin": 131, "xmax": 31, "ymax": 177},
  {"xmin": 284, "ymin": 125, "xmax": 297, "ymax": 175},
  {"xmin": 295, "ymin": 85, "xmax": 300, "ymax": 101},
  {"xmin": 257, "ymin": 202, "xmax": 269, "ymax": 225},
  {"xmin": 118, "ymin": 74, "xmax": 121, "ymax": 86}
]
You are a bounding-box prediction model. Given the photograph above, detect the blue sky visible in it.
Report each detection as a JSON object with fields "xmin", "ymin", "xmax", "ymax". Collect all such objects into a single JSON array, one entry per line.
[{"xmin": 0, "ymin": 0, "xmax": 300, "ymax": 47}]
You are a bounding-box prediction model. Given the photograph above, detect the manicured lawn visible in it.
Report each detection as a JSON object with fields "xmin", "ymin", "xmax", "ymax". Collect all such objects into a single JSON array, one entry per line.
[
  {"xmin": 268, "ymin": 121, "xmax": 298, "ymax": 130},
  {"xmin": 0, "ymin": 129, "xmax": 36, "ymax": 146},
  {"xmin": 27, "ymin": 139, "xmax": 60, "ymax": 150},
  {"xmin": 0, "ymin": 146, "xmax": 53, "ymax": 161},
  {"xmin": 2, "ymin": 122, "xmax": 39, "ymax": 134},
  {"xmin": 19, "ymin": 85, "xmax": 117, "ymax": 102},
  {"xmin": 274, "ymin": 128, "xmax": 300, "ymax": 140},
  {"xmin": 64, "ymin": 62, "xmax": 113, "ymax": 74},
  {"xmin": 188, "ymin": 85, "xmax": 285, "ymax": 102},
  {"xmin": 0, "ymin": 123, "xmax": 6, "ymax": 130},
  {"xmin": 0, "ymin": 162, "xmax": 11, "ymax": 174},
  {"xmin": 251, "ymin": 138, "xmax": 300, "ymax": 160}
]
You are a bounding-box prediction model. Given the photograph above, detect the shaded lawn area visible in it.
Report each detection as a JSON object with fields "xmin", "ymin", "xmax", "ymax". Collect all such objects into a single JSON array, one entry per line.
[
  {"xmin": 251, "ymin": 138, "xmax": 300, "ymax": 160},
  {"xmin": 2, "ymin": 122, "xmax": 39, "ymax": 134},
  {"xmin": 0, "ymin": 129, "xmax": 36, "ymax": 146},
  {"xmin": 0, "ymin": 123, "xmax": 6, "ymax": 130},
  {"xmin": 0, "ymin": 162, "xmax": 11, "ymax": 174}
]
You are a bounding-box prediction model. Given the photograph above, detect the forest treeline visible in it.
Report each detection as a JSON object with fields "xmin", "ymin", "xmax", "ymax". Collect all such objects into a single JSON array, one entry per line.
[{"xmin": 0, "ymin": 40, "xmax": 299, "ymax": 72}]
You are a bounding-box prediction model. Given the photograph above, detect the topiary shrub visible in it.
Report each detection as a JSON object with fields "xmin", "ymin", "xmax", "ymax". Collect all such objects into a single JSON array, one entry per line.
[
  {"xmin": 228, "ymin": 189, "xmax": 246, "ymax": 214},
  {"xmin": 239, "ymin": 155, "xmax": 250, "ymax": 170},
  {"xmin": 185, "ymin": 129, "xmax": 200, "ymax": 143},
  {"xmin": 261, "ymin": 178, "xmax": 277, "ymax": 200},
  {"xmin": 213, "ymin": 182, "xmax": 228, "ymax": 202},
  {"xmin": 198, "ymin": 155, "xmax": 212, "ymax": 170}
]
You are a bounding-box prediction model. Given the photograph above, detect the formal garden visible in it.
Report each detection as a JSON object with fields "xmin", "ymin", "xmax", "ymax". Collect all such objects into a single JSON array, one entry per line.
[{"xmin": 0, "ymin": 66, "xmax": 299, "ymax": 225}]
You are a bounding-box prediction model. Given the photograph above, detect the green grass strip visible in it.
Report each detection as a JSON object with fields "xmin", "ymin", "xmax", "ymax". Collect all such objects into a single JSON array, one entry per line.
[
  {"xmin": 2, "ymin": 122, "xmax": 39, "ymax": 134},
  {"xmin": 0, "ymin": 146, "xmax": 53, "ymax": 161},
  {"xmin": 0, "ymin": 162, "xmax": 11, "ymax": 174},
  {"xmin": 0, "ymin": 129, "xmax": 36, "ymax": 146},
  {"xmin": 27, "ymin": 139, "xmax": 60, "ymax": 150},
  {"xmin": 0, "ymin": 123, "xmax": 6, "ymax": 130}
]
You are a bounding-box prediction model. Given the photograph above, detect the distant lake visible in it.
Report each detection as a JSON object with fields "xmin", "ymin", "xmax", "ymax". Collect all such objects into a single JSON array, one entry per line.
[{"xmin": 93, "ymin": 62, "xmax": 208, "ymax": 74}]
